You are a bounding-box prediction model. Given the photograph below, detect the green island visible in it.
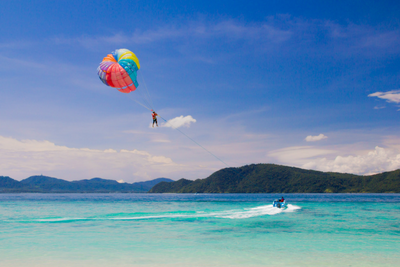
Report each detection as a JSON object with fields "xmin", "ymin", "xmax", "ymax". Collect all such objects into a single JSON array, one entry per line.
[
  {"xmin": 149, "ymin": 164, "xmax": 400, "ymax": 193},
  {"xmin": 2, "ymin": 164, "xmax": 399, "ymax": 193},
  {"xmin": 0, "ymin": 176, "xmax": 173, "ymax": 193}
]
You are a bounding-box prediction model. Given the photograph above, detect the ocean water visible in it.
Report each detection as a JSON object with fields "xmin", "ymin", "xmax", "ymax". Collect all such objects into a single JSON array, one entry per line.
[{"xmin": 1, "ymin": 193, "xmax": 399, "ymax": 267}]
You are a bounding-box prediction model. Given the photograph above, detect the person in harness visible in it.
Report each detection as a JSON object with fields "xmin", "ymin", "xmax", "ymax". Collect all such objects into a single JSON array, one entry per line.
[{"xmin": 152, "ymin": 111, "xmax": 158, "ymax": 127}]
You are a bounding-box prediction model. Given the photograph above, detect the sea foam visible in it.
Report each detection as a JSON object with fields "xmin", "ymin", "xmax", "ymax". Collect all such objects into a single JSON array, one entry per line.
[{"xmin": 14, "ymin": 204, "xmax": 301, "ymax": 223}]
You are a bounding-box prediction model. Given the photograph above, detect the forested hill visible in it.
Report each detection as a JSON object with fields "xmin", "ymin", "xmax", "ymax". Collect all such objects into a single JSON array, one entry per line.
[
  {"xmin": 149, "ymin": 164, "xmax": 400, "ymax": 193},
  {"xmin": 0, "ymin": 176, "xmax": 173, "ymax": 193}
]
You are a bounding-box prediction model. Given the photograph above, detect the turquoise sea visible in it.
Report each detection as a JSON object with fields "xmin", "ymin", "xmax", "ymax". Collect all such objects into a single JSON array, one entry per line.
[{"xmin": 1, "ymin": 193, "xmax": 399, "ymax": 267}]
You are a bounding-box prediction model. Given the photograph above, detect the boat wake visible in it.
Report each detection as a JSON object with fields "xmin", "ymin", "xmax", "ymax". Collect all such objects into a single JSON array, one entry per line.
[
  {"xmin": 214, "ymin": 204, "xmax": 301, "ymax": 219},
  {"xmin": 10, "ymin": 204, "xmax": 301, "ymax": 223}
]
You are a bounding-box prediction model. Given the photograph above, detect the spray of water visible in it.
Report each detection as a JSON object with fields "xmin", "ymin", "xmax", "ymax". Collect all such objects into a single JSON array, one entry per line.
[{"xmin": 11, "ymin": 204, "xmax": 301, "ymax": 223}]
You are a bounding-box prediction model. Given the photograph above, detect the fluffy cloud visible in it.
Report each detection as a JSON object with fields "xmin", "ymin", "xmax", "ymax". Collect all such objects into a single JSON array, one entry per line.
[
  {"xmin": 303, "ymin": 146, "xmax": 400, "ymax": 175},
  {"xmin": 162, "ymin": 115, "xmax": 196, "ymax": 129},
  {"xmin": 268, "ymin": 145, "xmax": 400, "ymax": 175},
  {"xmin": 305, "ymin": 134, "xmax": 328, "ymax": 142},
  {"xmin": 0, "ymin": 136, "xmax": 192, "ymax": 182},
  {"xmin": 369, "ymin": 90, "xmax": 400, "ymax": 104}
]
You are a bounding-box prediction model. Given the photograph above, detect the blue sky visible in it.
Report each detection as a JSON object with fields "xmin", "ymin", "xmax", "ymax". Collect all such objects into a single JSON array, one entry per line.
[{"xmin": 1, "ymin": 0, "xmax": 400, "ymax": 182}]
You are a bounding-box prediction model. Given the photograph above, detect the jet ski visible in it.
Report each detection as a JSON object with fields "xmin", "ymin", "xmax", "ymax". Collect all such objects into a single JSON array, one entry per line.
[{"xmin": 272, "ymin": 199, "xmax": 286, "ymax": 209}]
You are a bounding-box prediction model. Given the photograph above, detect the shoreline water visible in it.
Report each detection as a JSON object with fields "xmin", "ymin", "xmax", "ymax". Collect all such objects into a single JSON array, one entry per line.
[{"xmin": 1, "ymin": 193, "xmax": 399, "ymax": 267}]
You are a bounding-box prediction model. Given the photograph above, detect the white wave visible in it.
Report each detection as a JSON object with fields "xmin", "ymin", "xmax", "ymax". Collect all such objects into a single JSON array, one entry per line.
[
  {"xmin": 107, "ymin": 214, "xmax": 186, "ymax": 220},
  {"xmin": 18, "ymin": 204, "xmax": 301, "ymax": 222},
  {"xmin": 25, "ymin": 214, "xmax": 190, "ymax": 222},
  {"xmin": 214, "ymin": 204, "xmax": 301, "ymax": 219},
  {"xmin": 34, "ymin": 217, "xmax": 87, "ymax": 222},
  {"xmin": 284, "ymin": 204, "xmax": 301, "ymax": 212}
]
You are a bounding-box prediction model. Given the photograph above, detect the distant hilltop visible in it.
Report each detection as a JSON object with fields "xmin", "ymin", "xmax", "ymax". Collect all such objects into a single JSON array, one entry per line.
[
  {"xmin": 2, "ymin": 164, "xmax": 399, "ymax": 193},
  {"xmin": 149, "ymin": 164, "xmax": 400, "ymax": 193},
  {"xmin": 0, "ymin": 176, "xmax": 174, "ymax": 193}
]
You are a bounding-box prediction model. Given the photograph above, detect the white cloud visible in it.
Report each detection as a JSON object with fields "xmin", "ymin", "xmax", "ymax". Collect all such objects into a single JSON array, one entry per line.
[
  {"xmin": 45, "ymin": 16, "xmax": 400, "ymax": 59},
  {"xmin": 303, "ymin": 146, "xmax": 400, "ymax": 175},
  {"xmin": 0, "ymin": 136, "xmax": 199, "ymax": 182},
  {"xmin": 305, "ymin": 134, "xmax": 328, "ymax": 142},
  {"xmin": 268, "ymin": 144, "xmax": 400, "ymax": 175},
  {"xmin": 51, "ymin": 20, "xmax": 293, "ymax": 47},
  {"xmin": 374, "ymin": 106, "xmax": 386, "ymax": 110},
  {"xmin": 162, "ymin": 115, "xmax": 196, "ymax": 129},
  {"xmin": 268, "ymin": 146, "xmax": 336, "ymax": 163},
  {"xmin": 369, "ymin": 90, "xmax": 400, "ymax": 104}
]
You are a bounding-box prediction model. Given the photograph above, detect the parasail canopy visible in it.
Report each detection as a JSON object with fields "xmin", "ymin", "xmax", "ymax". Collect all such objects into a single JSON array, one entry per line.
[
  {"xmin": 97, "ymin": 49, "xmax": 140, "ymax": 93},
  {"xmin": 96, "ymin": 49, "xmax": 228, "ymax": 167}
]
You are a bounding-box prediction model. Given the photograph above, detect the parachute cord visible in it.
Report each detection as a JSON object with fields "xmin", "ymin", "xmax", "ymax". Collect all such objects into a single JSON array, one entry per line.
[
  {"xmin": 139, "ymin": 71, "xmax": 155, "ymax": 111},
  {"xmin": 157, "ymin": 114, "xmax": 229, "ymax": 167},
  {"xmin": 128, "ymin": 97, "xmax": 229, "ymax": 167},
  {"xmin": 131, "ymin": 97, "xmax": 152, "ymax": 111},
  {"xmin": 133, "ymin": 73, "xmax": 228, "ymax": 167}
]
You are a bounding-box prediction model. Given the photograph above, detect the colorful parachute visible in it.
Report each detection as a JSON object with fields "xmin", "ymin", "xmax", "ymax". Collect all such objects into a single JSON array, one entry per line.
[{"xmin": 97, "ymin": 49, "xmax": 140, "ymax": 93}]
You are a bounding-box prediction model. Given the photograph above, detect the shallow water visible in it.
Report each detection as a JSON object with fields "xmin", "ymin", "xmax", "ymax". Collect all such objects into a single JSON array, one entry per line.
[{"xmin": 1, "ymin": 193, "xmax": 399, "ymax": 267}]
